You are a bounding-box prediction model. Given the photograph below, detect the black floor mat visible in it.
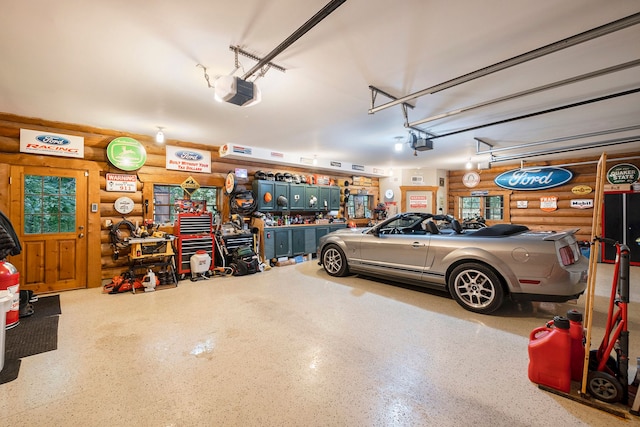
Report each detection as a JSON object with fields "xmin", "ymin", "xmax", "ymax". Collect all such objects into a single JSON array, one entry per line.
[{"xmin": 0, "ymin": 295, "xmax": 61, "ymax": 385}]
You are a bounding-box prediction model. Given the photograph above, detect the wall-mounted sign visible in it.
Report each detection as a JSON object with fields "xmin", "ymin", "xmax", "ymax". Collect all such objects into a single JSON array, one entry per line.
[
  {"xmin": 571, "ymin": 185, "xmax": 593, "ymax": 195},
  {"xmin": 409, "ymin": 195, "xmax": 427, "ymax": 209},
  {"xmin": 352, "ymin": 164, "xmax": 365, "ymax": 171},
  {"xmin": 165, "ymin": 145, "xmax": 211, "ymax": 173},
  {"xmin": 517, "ymin": 200, "xmax": 528, "ymax": 208},
  {"xmin": 471, "ymin": 190, "xmax": 489, "ymax": 196},
  {"xmin": 181, "ymin": 176, "xmax": 200, "ymax": 195},
  {"xmin": 462, "ymin": 171, "xmax": 480, "ymax": 188},
  {"xmin": 570, "ymin": 199, "xmax": 594, "ymax": 209},
  {"xmin": 114, "ymin": 196, "xmax": 135, "ymax": 214},
  {"xmin": 106, "ymin": 137, "xmax": 146, "ymax": 171},
  {"xmin": 225, "ymin": 173, "xmax": 236, "ymax": 194},
  {"xmin": 604, "ymin": 184, "xmax": 631, "ymax": 192},
  {"xmin": 330, "ymin": 161, "xmax": 342, "ymax": 167},
  {"xmin": 20, "ymin": 129, "xmax": 84, "ymax": 159},
  {"xmin": 540, "ymin": 196, "xmax": 558, "ymax": 212},
  {"xmin": 607, "ymin": 163, "xmax": 640, "ymax": 184},
  {"xmin": 106, "ymin": 173, "xmax": 137, "ymax": 192},
  {"xmin": 235, "ymin": 168, "xmax": 248, "ymax": 179},
  {"xmin": 495, "ymin": 167, "xmax": 572, "ymax": 191}
]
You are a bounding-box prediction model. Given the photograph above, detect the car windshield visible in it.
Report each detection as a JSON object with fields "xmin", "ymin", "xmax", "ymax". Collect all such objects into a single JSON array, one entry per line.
[{"xmin": 370, "ymin": 213, "xmax": 428, "ymax": 233}]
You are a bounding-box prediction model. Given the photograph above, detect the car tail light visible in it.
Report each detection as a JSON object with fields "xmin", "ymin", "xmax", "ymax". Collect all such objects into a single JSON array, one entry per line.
[{"xmin": 559, "ymin": 245, "xmax": 575, "ymax": 266}]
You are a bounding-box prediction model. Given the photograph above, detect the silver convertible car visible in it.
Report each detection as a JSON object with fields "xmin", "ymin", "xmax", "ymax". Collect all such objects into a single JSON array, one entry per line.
[{"xmin": 318, "ymin": 213, "xmax": 588, "ymax": 314}]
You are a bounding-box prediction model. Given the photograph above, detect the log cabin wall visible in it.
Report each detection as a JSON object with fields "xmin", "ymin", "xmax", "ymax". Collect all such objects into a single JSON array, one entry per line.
[
  {"xmin": 0, "ymin": 113, "xmax": 379, "ymax": 287},
  {"xmin": 447, "ymin": 154, "xmax": 640, "ymax": 243}
]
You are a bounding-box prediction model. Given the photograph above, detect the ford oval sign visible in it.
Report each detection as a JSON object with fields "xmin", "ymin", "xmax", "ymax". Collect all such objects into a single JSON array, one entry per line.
[
  {"xmin": 494, "ymin": 167, "xmax": 573, "ymax": 190},
  {"xmin": 175, "ymin": 150, "xmax": 203, "ymax": 161},
  {"xmin": 36, "ymin": 135, "xmax": 70, "ymax": 145}
]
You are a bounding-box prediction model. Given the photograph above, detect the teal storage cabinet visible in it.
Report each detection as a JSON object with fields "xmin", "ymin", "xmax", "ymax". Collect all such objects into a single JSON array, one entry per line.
[
  {"xmin": 304, "ymin": 185, "xmax": 319, "ymax": 211},
  {"xmin": 274, "ymin": 229, "xmax": 291, "ymax": 258},
  {"xmin": 274, "ymin": 182, "xmax": 290, "ymax": 211},
  {"xmin": 289, "ymin": 184, "xmax": 306, "ymax": 210},
  {"xmin": 253, "ymin": 181, "xmax": 275, "ymax": 211}
]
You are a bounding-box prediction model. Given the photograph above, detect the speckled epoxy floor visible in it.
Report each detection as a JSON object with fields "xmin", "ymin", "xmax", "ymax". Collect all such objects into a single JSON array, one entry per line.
[{"xmin": 0, "ymin": 261, "xmax": 638, "ymax": 426}]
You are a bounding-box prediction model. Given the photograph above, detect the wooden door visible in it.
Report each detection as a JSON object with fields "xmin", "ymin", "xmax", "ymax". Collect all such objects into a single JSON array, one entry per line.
[{"xmin": 10, "ymin": 166, "xmax": 88, "ymax": 292}]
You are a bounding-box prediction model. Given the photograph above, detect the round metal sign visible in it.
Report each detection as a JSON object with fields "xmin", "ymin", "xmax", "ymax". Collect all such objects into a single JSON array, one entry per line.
[
  {"xmin": 114, "ymin": 196, "xmax": 135, "ymax": 214},
  {"xmin": 106, "ymin": 137, "xmax": 147, "ymax": 171},
  {"xmin": 607, "ymin": 163, "xmax": 640, "ymax": 184}
]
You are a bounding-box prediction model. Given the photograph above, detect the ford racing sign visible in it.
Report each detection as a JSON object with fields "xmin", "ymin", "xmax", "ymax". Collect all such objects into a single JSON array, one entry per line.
[
  {"xmin": 20, "ymin": 129, "xmax": 84, "ymax": 159},
  {"xmin": 494, "ymin": 167, "xmax": 573, "ymax": 191},
  {"xmin": 166, "ymin": 145, "xmax": 211, "ymax": 173}
]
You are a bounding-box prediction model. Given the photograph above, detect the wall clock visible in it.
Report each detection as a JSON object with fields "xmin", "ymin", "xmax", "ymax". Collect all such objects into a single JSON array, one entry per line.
[{"xmin": 385, "ymin": 189, "xmax": 394, "ymax": 199}]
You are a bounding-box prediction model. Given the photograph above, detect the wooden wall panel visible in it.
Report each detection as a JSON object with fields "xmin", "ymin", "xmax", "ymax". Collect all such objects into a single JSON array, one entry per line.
[
  {"xmin": 448, "ymin": 155, "xmax": 640, "ymax": 242},
  {"xmin": 0, "ymin": 112, "xmax": 379, "ymax": 286}
]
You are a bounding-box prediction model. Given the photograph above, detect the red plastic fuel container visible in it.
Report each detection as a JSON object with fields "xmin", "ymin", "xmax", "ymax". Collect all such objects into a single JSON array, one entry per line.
[
  {"xmin": 566, "ymin": 309, "xmax": 585, "ymax": 382},
  {"xmin": 528, "ymin": 316, "xmax": 572, "ymax": 393}
]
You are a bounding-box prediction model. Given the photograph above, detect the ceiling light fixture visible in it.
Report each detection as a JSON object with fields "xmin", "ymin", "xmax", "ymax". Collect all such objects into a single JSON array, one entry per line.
[
  {"xmin": 466, "ymin": 158, "xmax": 473, "ymax": 169},
  {"xmin": 313, "ymin": 155, "xmax": 318, "ymax": 166},
  {"xmin": 394, "ymin": 136, "xmax": 404, "ymax": 152},
  {"xmin": 155, "ymin": 127, "xmax": 165, "ymax": 144}
]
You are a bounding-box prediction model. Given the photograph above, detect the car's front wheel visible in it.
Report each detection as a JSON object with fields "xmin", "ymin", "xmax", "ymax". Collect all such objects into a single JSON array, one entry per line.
[
  {"xmin": 322, "ymin": 244, "xmax": 349, "ymax": 277},
  {"xmin": 448, "ymin": 263, "xmax": 504, "ymax": 314}
]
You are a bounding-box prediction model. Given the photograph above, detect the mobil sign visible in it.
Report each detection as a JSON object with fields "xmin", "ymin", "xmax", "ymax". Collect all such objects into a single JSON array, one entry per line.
[{"xmin": 494, "ymin": 167, "xmax": 572, "ymax": 191}]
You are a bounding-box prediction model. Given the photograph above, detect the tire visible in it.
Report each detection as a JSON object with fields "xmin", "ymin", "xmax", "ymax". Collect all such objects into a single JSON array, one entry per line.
[
  {"xmin": 448, "ymin": 263, "xmax": 505, "ymax": 314},
  {"xmin": 322, "ymin": 244, "xmax": 349, "ymax": 277},
  {"xmin": 587, "ymin": 371, "xmax": 624, "ymax": 403},
  {"xmin": 588, "ymin": 349, "xmax": 619, "ymax": 375}
]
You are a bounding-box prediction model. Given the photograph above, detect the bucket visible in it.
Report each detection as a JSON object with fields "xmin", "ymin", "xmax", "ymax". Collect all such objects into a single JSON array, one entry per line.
[
  {"xmin": 566, "ymin": 309, "xmax": 585, "ymax": 382},
  {"xmin": 0, "ymin": 261, "xmax": 20, "ymax": 329},
  {"xmin": 528, "ymin": 316, "xmax": 572, "ymax": 393},
  {"xmin": 0, "ymin": 290, "xmax": 12, "ymax": 370},
  {"xmin": 190, "ymin": 250, "xmax": 211, "ymax": 274}
]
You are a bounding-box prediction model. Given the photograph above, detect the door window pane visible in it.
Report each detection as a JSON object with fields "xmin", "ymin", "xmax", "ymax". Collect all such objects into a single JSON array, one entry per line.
[{"xmin": 24, "ymin": 174, "xmax": 76, "ymax": 234}]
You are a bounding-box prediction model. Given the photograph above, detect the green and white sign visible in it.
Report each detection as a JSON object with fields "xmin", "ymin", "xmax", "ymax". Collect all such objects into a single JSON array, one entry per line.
[
  {"xmin": 607, "ymin": 163, "xmax": 640, "ymax": 184},
  {"xmin": 106, "ymin": 137, "xmax": 147, "ymax": 171}
]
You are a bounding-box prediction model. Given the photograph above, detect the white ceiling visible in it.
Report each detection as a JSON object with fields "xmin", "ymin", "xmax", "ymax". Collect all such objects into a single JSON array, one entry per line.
[{"xmin": 1, "ymin": 0, "xmax": 639, "ymax": 173}]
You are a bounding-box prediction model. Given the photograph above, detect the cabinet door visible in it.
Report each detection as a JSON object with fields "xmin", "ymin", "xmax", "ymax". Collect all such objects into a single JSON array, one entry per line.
[
  {"xmin": 316, "ymin": 227, "xmax": 330, "ymax": 252},
  {"xmin": 263, "ymin": 229, "xmax": 276, "ymax": 260},
  {"xmin": 329, "ymin": 186, "xmax": 341, "ymax": 211},
  {"xmin": 253, "ymin": 181, "xmax": 275, "ymax": 211},
  {"xmin": 292, "ymin": 229, "xmax": 305, "ymax": 255},
  {"xmin": 274, "ymin": 182, "xmax": 290, "ymax": 211},
  {"xmin": 304, "ymin": 228, "xmax": 316, "ymax": 254},
  {"xmin": 289, "ymin": 184, "xmax": 305, "ymax": 211},
  {"xmin": 304, "ymin": 185, "xmax": 319, "ymax": 211},
  {"xmin": 319, "ymin": 187, "xmax": 331, "ymax": 211},
  {"xmin": 274, "ymin": 229, "xmax": 291, "ymax": 257}
]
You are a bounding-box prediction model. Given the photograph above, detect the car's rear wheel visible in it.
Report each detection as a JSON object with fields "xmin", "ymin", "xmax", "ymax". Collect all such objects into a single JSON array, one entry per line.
[
  {"xmin": 322, "ymin": 244, "xmax": 349, "ymax": 277},
  {"xmin": 448, "ymin": 263, "xmax": 504, "ymax": 314}
]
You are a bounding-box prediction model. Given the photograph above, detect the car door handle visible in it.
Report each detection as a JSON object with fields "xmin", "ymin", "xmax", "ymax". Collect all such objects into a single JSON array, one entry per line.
[{"xmin": 411, "ymin": 242, "xmax": 426, "ymax": 248}]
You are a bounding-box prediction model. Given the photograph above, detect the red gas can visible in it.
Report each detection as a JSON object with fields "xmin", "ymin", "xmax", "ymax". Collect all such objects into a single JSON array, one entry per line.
[
  {"xmin": 528, "ymin": 316, "xmax": 572, "ymax": 393},
  {"xmin": 0, "ymin": 261, "xmax": 20, "ymax": 329},
  {"xmin": 566, "ymin": 309, "xmax": 585, "ymax": 382}
]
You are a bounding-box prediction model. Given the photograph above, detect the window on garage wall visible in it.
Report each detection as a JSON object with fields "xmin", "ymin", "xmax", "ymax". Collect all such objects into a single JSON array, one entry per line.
[
  {"xmin": 460, "ymin": 195, "xmax": 504, "ymax": 220},
  {"xmin": 153, "ymin": 185, "xmax": 218, "ymax": 225},
  {"xmin": 347, "ymin": 195, "xmax": 373, "ymax": 219}
]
